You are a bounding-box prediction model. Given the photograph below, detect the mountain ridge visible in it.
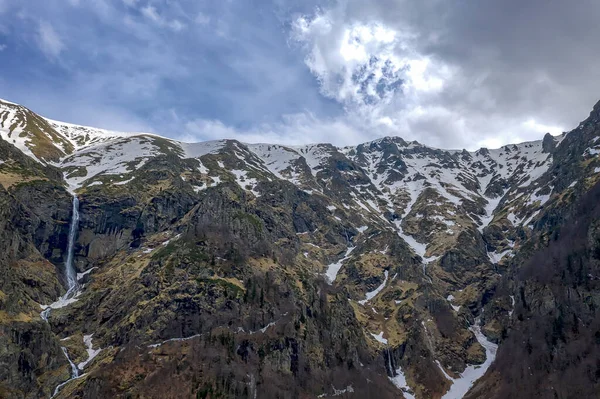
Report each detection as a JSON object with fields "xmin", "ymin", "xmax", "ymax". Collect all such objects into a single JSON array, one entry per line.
[
  {"xmin": 0, "ymin": 97, "xmax": 568, "ymax": 158},
  {"xmin": 1, "ymin": 95, "xmax": 600, "ymax": 398}
]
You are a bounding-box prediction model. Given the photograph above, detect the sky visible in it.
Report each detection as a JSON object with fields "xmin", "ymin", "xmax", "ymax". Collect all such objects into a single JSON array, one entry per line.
[{"xmin": 1, "ymin": 0, "xmax": 600, "ymax": 150}]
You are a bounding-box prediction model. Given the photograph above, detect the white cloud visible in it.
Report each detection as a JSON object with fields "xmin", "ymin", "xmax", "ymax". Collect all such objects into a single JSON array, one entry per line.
[
  {"xmin": 291, "ymin": 9, "xmax": 451, "ymax": 109},
  {"xmin": 122, "ymin": 0, "xmax": 139, "ymax": 7},
  {"xmin": 179, "ymin": 113, "xmax": 366, "ymax": 147},
  {"xmin": 141, "ymin": 5, "xmax": 186, "ymax": 32},
  {"xmin": 522, "ymin": 119, "xmax": 564, "ymax": 136},
  {"xmin": 141, "ymin": 5, "xmax": 160, "ymax": 23},
  {"xmin": 168, "ymin": 20, "xmax": 185, "ymax": 32},
  {"xmin": 195, "ymin": 12, "xmax": 210, "ymax": 26},
  {"xmin": 37, "ymin": 22, "xmax": 65, "ymax": 58}
]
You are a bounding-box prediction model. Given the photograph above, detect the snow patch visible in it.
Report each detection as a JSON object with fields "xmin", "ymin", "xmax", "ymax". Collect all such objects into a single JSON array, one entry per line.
[
  {"xmin": 509, "ymin": 295, "xmax": 515, "ymax": 318},
  {"xmin": 77, "ymin": 334, "xmax": 102, "ymax": 370},
  {"xmin": 230, "ymin": 169, "xmax": 261, "ymax": 197},
  {"xmin": 439, "ymin": 320, "xmax": 498, "ymax": 399},
  {"xmin": 76, "ymin": 267, "xmax": 97, "ymax": 281},
  {"xmin": 357, "ymin": 225, "xmax": 368, "ymax": 233},
  {"xmin": 389, "ymin": 366, "xmax": 416, "ymax": 399},
  {"xmin": 179, "ymin": 140, "xmax": 225, "ymax": 159},
  {"xmin": 358, "ymin": 270, "xmax": 389, "ymax": 305},
  {"xmin": 317, "ymin": 385, "xmax": 355, "ymax": 398},
  {"xmin": 370, "ymin": 331, "xmax": 388, "ymax": 344},
  {"xmin": 325, "ymin": 247, "xmax": 355, "ymax": 284},
  {"xmin": 488, "ymin": 249, "xmax": 512, "ymax": 264}
]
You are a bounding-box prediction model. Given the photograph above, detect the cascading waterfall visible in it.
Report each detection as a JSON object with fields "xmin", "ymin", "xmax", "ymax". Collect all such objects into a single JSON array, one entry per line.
[
  {"xmin": 385, "ymin": 348, "xmax": 396, "ymax": 377},
  {"xmin": 61, "ymin": 347, "xmax": 80, "ymax": 379},
  {"xmin": 41, "ymin": 195, "xmax": 82, "ymax": 398},
  {"xmin": 40, "ymin": 196, "xmax": 80, "ymax": 320},
  {"xmin": 63, "ymin": 195, "xmax": 80, "ymax": 297}
]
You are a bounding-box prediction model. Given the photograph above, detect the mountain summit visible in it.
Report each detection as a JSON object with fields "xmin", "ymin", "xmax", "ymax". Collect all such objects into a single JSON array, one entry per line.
[{"xmin": 1, "ymin": 97, "xmax": 600, "ymax": 398}]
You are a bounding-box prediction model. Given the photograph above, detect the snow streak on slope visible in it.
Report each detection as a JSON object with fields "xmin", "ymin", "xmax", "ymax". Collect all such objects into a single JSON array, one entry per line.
[
  {"xmin": 389, "ymin": 366, "xmax": 416, "ymax": 399},
  {"xmin": 439, "ymin": 320, "xmax": 498, "ymax": 399},
  {"xmin": 292, "ymin": 144, "xmax": 333, "ymax": 177},
  {"xmin": 358, "ymin": 270, "xmax": 389, "ymax": 305},
  {"xmin": 247, "ymin": 144, "xmax": 304, "ymax": 184},
  {"xmin": 77, "ymin": 334, "xmax": 102, "ymax": 370},
  {"xmin": 325, "ymin": 246, "xmax": 355, "ymax": 284},
  {"xmin": 0, "ymin": 101, "xmax": 38, "ymax": 159},
  {"xmin": 349, "ymin": 138, "xmax": 555, "ymax": 252}
]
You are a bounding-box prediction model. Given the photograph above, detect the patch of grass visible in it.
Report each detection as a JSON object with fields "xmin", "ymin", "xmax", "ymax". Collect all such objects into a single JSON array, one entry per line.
[
  {"xmin": 151, "ymin": 241, "xmax": 179, "ymax": 261},
  {"xmin": 196, "ymin": 277, "xmax": 244, "ymax": 297},
  {"xmin": 233, "ymin": 211, "xmax": 263, "ymax": 231},
  {"xmin": 0, "ymin": 311, "xmax": 34, "ymax": 323}
]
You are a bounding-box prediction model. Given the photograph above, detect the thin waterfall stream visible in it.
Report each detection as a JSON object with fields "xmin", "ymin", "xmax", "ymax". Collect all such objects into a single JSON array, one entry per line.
[
  {"xmin": 40, "ymin": 195, "xmax": 83, "ymax": 398},
  {"xmin": 63, "ymin": 195, "xmax": 80, "ymax": 297},
  {"xmin": 41, "ymin": 196, "xmax": 80, "ymax": 320}
]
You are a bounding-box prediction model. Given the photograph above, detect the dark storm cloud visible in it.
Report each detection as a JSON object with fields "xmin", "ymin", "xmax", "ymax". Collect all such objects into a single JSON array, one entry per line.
[
  {"xmin": 0, "ymin": 0, "xmax": 598, "ymax": 149},
  {"xmin": 311, "ymin": 0, "xmax": 600, "ymax": 147}
]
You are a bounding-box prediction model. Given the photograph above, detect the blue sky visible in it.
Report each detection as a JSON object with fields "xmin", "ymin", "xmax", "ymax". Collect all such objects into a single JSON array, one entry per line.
[{"xmin": 1, "ymin": 0, "xmax": 600, "ymax": 149}]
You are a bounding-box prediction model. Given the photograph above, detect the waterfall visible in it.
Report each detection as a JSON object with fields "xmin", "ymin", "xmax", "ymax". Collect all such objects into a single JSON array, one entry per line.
[
  {"xmin": 64, "ymin": 196, "xmax": 80, "ymax": 297},
  {"xmin": 40, "ymin": 196, "xmax": 81, "ymax": 321},
  {"xmin": 42, "ymin": 195, "xmax": 82, "ymax": 398},
  {"xmin": 61, "ymin": 347, "xmax": 80, "ymax": 379},
  {"xmin": 385, "ymin": 348, "xmax": 396, "ymax": 377}
]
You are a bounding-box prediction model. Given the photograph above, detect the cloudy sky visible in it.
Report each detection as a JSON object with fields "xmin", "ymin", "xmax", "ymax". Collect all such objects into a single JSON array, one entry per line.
[{"xmin": 1, "ymin": 0, "xmax": 599, "ymax": 149}]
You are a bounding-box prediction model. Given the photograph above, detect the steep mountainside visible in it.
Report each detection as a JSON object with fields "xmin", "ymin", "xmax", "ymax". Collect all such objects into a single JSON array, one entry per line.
[{"xmin": 1, "ymin": 96, "xmax": 600, "ymax": 398}]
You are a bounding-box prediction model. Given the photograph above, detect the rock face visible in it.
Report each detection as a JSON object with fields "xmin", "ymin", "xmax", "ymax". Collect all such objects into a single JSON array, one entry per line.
[
  {"xmin": 0, "ymin": 139, "xmax": 72, "ymax": 398},
  {"xmin": 1, "ymin": 96, "xmax": 600, "ymax": 398}
]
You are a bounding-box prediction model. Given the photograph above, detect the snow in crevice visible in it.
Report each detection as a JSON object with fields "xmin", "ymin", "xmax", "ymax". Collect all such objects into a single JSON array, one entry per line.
[
  {"xmin": 325, "ymin": 246, "xmax": 355, "ymax": 284},
  {"xmin": 446, "ymin": 294, "xmax": 461, "ymax": 312},
  {"xmin": 113, "ymin": 177, "xmax": 134, "ymax": 186},
  {"xmin": 246, "ymin": 143, "xmax": 304, "ymax": 184},
  {"xmin": 487, "ymin": 249, "xmax": 512, "ymax": 264},
  {"xmin": 148, "ymin": 334, "xmax": 203, "ymax": 349},
  {"xmin": 253, "ymin": 322, "xmax": 277, "ymax": 334},
  {"xmin": 76, "ymin": 267, "xmax": 97, "ymax": 281},
  {"xmin": 389, "ymin": 365, "xmax": 416, "ymax": 399},
  {"xmin": 77, "ymin": 334, "xmax": 102, "ymax": 370},
  {"xmin": 477, "ymin": 192, "xmax": 505, "ymax": 232},
  {"xmin": 370, "ymin": 331, "xmax": 388, "ymax": 344},
  {"xmin": 230, "ymin": 169, "xmax": 261, "ymax": 197},
  {"xmin": 236, "ymin": 314, "xmax": 289, "ymax": 336},
  {"xmin": 523, "ymin": 210, "xmax": 541, "ymax": 228},
  {"xmin": 509, "ymin": 295, "xmax": 515, "ymax": 318},
  {"xmin": 439, "ymin": 319, "xmax": 498, "ymax": 399},
  {"xmin": 317, "ymin": 385, "xmax": 355, "ymax": 398},
  {"xmin": 292, "ymin": 144, "xmax": 331, "ymax": 177},
  {"xmin": 358, "ymin": 270, "xmax": 389, "ymax": 305},
  {"xmin": 527, "ymin": 187, "xmax": 552, "ymax": 207}
]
